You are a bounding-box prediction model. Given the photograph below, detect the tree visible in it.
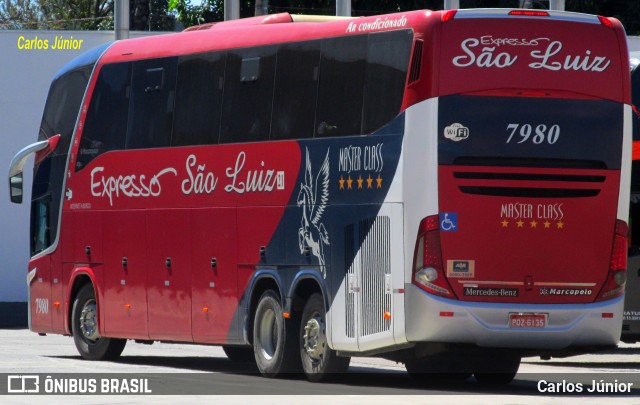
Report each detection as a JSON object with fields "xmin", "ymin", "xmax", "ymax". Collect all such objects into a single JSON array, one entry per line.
[
  {"xmin": 0, "ymin": 0, "xmax": 42, "ymax": 29},
  {"xmin": 38, "ymin": 0, "xmax": 113, "ymax": 29},
  {"xmin": 0, "ymin": 0, "xmax": 175, "ymax": 30},
  {"xmin": 131, "ymin": 0, "xmax": 176, "ymax": 31},
  {"xmin": 168, "ymin": 0, "xmax": 223, "ymax": 27}
]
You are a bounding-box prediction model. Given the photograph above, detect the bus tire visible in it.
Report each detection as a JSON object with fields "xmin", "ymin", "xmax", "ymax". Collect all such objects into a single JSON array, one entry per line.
[
  {"xmin": 222, "ymin": 345, "xmax": 255, "ymax": 362},
  {"xmin": 300, "ymin": 293, "xmax": 350, "ymax": 382},
  {"xmin": 474, "ymin": 355, "xmax": 521, "ymax": 385},
  {"xmin": 71, "ymin": 284, "xmax": 126, "ymax": 361},
  {"xmin": 253, "ymin": 290, "xmax": 300, "ymax": 377}
]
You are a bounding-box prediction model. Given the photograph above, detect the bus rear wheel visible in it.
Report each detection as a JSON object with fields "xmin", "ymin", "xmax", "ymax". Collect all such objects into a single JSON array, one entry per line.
[
  {"xmin": 71, "ymin": 284, "xmax": 126, "ymax": 360},
  {"xmin": 474, "ymin": 355, "xmax": 521, "ymax": 385},
  {"xmin": 299, "ymin": 293, "xmax": 350, "ymax": 382},
  {"xmin": 253, "ymin": 290, "xmax": 300, "ymax": 377}
]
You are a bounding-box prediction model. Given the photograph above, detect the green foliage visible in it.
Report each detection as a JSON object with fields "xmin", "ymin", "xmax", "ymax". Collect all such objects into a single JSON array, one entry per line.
[
  {"xmin": 168, "ymin": 0, "xmax": 223, "ymax": 27},
  {"xmin": 37, "ymin": 0, "xmax": 112, "ymax": 29},
  {"xmin": 0, "ymin": 0, "xmax": 174, "ymax": 30},
  {"xmin": 0, "ymin": 0, "xmax": 45, "ymax": 29}
]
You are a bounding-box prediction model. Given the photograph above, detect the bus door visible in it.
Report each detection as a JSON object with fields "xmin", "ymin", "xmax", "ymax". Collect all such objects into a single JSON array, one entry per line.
[
  {"xmin": 28, "ymin": 254, "xmax": 52, "ymax": 333},
  {"xmin": 49, "ymin": 250, "xmax": 65, "ymax": 333}
]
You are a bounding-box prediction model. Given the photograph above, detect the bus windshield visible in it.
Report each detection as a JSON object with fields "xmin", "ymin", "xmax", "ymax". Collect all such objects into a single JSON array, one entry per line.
[{"xmin": 30, "ymin": 63, "xmax": 94, "ymax": 254}]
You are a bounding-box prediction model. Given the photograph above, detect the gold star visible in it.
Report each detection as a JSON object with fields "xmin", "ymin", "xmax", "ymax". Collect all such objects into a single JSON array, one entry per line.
[
  {"xmin": 357, "ymin": 175, "xmax": 363, "ymax": 189},
  {"xmin": 376, "ymin": 174, "xmax": 383, "ymax": 188},
  {"xmin": 501, "ymin": 219, "xmax": 509, "ymax": 228},
  {"xmin": 339, "ymin": 176, "xmax": 345, "ymax": 190},
  {"xmin": 516, "ymin": 220, "xmax": 524, "ymax": 228},
  {"xmin": 367, "ymin": 175, "xmax": 373, "ymax": 189},
  {"xmin": 543, "ymin": 221, "xmax": 551, "ymax": 229},
  {"xmin": 530, "ymin": 220, "xmax": 538, "ymax": 228},
  {"xmin": 556, "ymin": 221, "xmax": 564, "ymax": 229},
  {"xmin": 346, "ymin": 176, "xmax": 353, "ymax": 190}
]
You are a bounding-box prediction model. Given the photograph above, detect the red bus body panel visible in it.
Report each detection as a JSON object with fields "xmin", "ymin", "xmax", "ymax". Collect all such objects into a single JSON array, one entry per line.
[{"xmin": 439, "ymin": 166, "xmax": 620, "ymax": 303}]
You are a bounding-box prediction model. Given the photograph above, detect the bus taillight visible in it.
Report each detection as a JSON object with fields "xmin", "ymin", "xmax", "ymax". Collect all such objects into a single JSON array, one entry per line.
[
  {"xmin": 598, "ymin": 16, "xmax": 614, "ymax": 29},
  {"xmin": 441, "ymin": 10, "xmax": 457, "ymax": 23},
  {"xmin": 412, "ymin": 215, "xmax": 455, "ymax": 298},
  {"xmin": 508, "ymin": 10, "xmax": 549, "ymax": 17},
  {"xmin": 596, "ymin": 220, "xmax": 628, "ymax": 301}
]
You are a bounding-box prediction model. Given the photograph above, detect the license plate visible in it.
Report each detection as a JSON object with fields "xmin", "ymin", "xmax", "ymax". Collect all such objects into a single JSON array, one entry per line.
[{"xmin": 509, "ymin": 313, "xmax": 547, "ymax": 328}]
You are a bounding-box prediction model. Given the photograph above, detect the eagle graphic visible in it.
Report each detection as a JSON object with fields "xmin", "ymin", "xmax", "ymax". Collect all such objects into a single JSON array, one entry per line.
[{"xmin": 297, "ymin": 148, "xmax": 330, "ymax": 277}]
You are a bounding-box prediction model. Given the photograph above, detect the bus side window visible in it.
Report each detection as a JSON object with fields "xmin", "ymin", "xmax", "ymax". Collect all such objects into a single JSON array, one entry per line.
[
  {"xmin": 315, "ymin": 34, "xmax": 367, "ymax": 137},
  {"xmin": 126, "ymin": 57, "xmax": 177, "ymax": 150},
  {"xmin": 172, "ymin": 52, "xmax": 226, "ymax": 147},
  {"xmin": 220, "ymin": 46, "xmax": 276, "ymax": 144},
  {"xmin": 76, "ymin": 62, "xmax": 132, "ymax": 170},
  {"xmin": 271, "ymin": 40, "xmax": 321, "ymax": 141},
  {"xmin": 362, "ymin": 29, "xmax": 413, "ymax": 134}
]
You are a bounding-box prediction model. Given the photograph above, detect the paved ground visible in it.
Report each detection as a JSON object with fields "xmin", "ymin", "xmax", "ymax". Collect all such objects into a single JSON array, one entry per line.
[{"xmin": 0, "ymin": 328, "xmax": 639, "ymax": 404}]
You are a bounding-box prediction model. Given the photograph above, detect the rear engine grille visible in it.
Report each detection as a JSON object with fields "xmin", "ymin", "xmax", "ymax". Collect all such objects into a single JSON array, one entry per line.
[
  {"xmin": 458, "ymin": 186, "xmax": 600, "ymax": 198},
  {"xmin": 454, "ymin": 172, "xmax": 605, "ymax": 182},
  {"xmin": 453, "ymin": 169, "xmax": 606, "ymax": 198}
]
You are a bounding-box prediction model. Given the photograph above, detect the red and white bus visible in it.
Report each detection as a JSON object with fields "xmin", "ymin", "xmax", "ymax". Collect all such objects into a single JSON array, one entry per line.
[{"xmin": 8, "ymin": 8, "xmax": 631, "ymax": 384}]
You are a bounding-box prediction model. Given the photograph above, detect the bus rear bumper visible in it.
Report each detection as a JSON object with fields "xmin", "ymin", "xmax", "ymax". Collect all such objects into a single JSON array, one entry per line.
[{"xmin": 405, "ymin": 284, "xmax": 623, "ymax": 349}]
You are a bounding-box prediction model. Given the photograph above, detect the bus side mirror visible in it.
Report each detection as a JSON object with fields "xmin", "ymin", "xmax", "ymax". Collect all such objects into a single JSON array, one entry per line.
[
  {"xmin": 8, "ymin": 134, "xmax": 60, "ymax": 205},
  {"xmin": 9, "ymin": 173, "xmax": 23, "ymax": 204}
]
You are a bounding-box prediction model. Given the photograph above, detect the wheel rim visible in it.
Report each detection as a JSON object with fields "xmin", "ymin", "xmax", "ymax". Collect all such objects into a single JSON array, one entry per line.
[
  {"xmin": 258, "ymin": 308, "xmax": 277, "ymax": 360},
  {"xmin": 79, "ymin": 299, "xmax": 99, "ymax": 343},
  {"xmin": 303, "ymin": 313, "xmax": 326, "ymax": 362}
]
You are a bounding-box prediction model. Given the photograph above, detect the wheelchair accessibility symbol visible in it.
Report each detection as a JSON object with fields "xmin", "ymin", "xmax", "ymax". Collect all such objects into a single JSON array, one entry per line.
[{"xmin": 439, "ymin": 212, "xmax": 458, "ymax": 232}]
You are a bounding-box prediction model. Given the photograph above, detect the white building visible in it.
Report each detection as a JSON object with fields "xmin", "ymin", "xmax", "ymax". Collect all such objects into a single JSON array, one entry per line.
[{"xmin": 0, "ymin": 30, "xmax": 162, "ymax": 326}]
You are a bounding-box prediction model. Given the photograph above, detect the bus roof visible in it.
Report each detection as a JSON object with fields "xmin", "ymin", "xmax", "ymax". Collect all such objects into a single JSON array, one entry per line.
[
  {"xmin": 97, "ymin": 8, "xmax": 629, "ymax": 103},
  {"xmin": 100, "ymin": 10, "xmax": 432, "ymax": 64}
]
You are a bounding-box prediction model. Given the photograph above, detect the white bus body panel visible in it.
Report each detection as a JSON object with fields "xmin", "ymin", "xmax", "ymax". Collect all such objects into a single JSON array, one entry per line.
[{"xmin": 329, "ymin": 202, "xmax": 406, "ymax": 352}]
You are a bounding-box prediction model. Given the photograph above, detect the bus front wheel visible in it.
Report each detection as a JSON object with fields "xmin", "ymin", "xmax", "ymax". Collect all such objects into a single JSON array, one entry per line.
[
  {"xmin": 253, "ymin": 290, "xmax": 300, "ymax": 377},
  {"xmin": 299, "ymin": 293, "xmax": 350, "ymax": 382},
  {"xmin": 71, "ymin": 284, "xmax": 126, "ymax": 360}
]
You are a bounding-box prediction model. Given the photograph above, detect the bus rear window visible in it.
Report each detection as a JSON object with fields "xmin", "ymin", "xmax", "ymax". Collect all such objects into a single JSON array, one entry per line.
[{"xmin": 438, "ymin": 95, "xmax": 623, "ymax": 170}]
